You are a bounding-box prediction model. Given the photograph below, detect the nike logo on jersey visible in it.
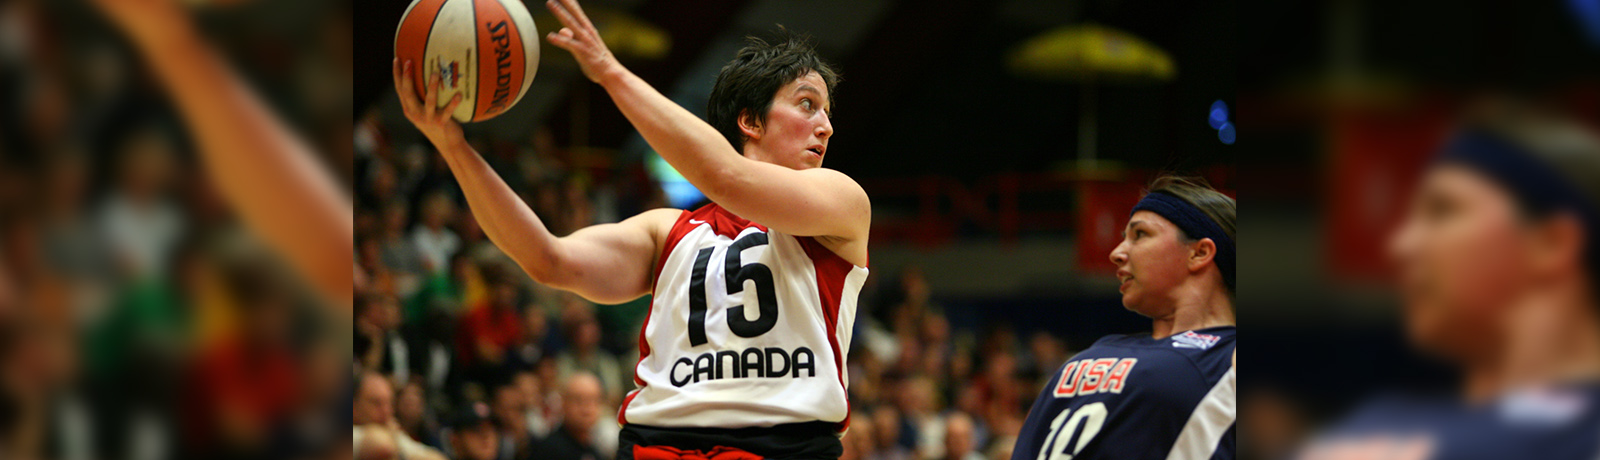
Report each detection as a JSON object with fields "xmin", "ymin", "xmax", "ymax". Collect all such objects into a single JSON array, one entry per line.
[
  {"xmin": 1171, "ymin": 331, "xmax": 1221, "ymax": 349},
  {"xmin": 689, "ymin": 219, "xmax": 708, "ymax": 225},
  {"xmin": 670, "ymin": 346, "xmax": 817, "ymax": 388},
  {"xmin": 1053, "ymin": 357, "xmax": 1138, "ymax": 398}
]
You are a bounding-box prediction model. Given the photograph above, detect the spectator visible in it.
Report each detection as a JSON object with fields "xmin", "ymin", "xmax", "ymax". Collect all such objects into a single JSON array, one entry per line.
[
  {"xmin": 446, "ymin": 402, "xmax": 501, "ymax": 460},
  {"xmin": 534, "ymin": 372, "xmax": 605, "ymax": 460},
  {"xmin": 353, "ymin": 372, "xmax": 448, "ymax": 460},
  {"xmin": 872, "ymin": 405, "xmax": 912, "ymax": 460},
  {"xmin": 490, "ymin": 379, "xmax": 537, "ymax": 460},
  {"xmin": 378, "ymin": 198, "xmax": 425, "ymax": 290},
  {"xmin": 840, "ymin": 410, "xmax": 875, "ymax": 460},
  {"xmin": 355, "ymin": 291, "xmax": 404, "ymax": 377},
  {"xmin": 410, "ymin": 190, "xmax": 460, "ymax": 276},
  {"xmin": 353, "ymin": 371, "xmax": 394, "ymax": 427},
  {"xmin": 898, "ymin": 375, "xmax": 942, "ymax": 458},
  {"xmin": 453, "ymin": 265, "xmax": 527, "ymax": 373},
  {"xmin": 513, "ymin": 369, "xmax": 554, "ymax": 439},
  {"xmin": 395, "ymin": 379, "xmax": 442, "ymax": 449},
  {"xmin": 97, "ymin": 124, "xmax": 184, "ymax": 282},
  {"xmin": 941, "ymin": 412, "xmax": 983, "ymax": 460},
  {"xmin": 553, "ymin": 303, "xmax": 621, "ymax": 403},
  {"xmin": 511, "ymin": 304, "xmax": 550, "ymax": 369}
]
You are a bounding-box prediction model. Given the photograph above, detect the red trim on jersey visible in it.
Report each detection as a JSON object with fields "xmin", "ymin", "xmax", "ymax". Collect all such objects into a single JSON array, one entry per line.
[
  {"xmin": 633, "ymin": 445, "xmax": 764, "ymax": 460},
  {"xmin": 797, "ymin": 236, "xmax": 857, "ymax": 433},
  {"xmin": 699, "ymin": 203, "xmax": 769, "ymax": 239},
  {"xmin": 623, "ymin": 209, "xmax": 688, "ymax": 426},
  {"xmin": 617, "ymin": 389, "xmax": 642, "ymax": 426},
  {"xmin": 650, "ymin": 209, "xmax": 694, "ymax": 293},
  {"xmin": 648, "ymin": 204, "xmax": 770, "ymax": 292}
]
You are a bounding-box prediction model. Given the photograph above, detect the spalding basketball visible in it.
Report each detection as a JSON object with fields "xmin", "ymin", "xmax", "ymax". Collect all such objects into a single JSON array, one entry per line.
[{"xmin": 395, "ymin": 0, "xmax": 539, "ymax": 122}]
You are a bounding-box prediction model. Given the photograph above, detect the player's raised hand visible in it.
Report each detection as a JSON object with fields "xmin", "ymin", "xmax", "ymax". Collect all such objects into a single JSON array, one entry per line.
[
  {"xmin": 393, "ymin": 58, "xmax": 465, "ymax": 145},
  {"xmin": 544, "ymin": 0, "xmax": 622, "ymax": 83}
]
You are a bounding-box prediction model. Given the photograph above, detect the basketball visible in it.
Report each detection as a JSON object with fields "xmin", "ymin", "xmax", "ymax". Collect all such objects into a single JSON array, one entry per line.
[{"xmin": 394, "ymin": 0, "xmax": 539, "ymax": 123}]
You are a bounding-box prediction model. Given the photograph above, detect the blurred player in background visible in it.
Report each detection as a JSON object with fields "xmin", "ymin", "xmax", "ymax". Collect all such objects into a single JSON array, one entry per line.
[
  {"xmin": 0, "ymin": 0, "xmax": 350, "ymax": 458},
  {"xmin": 92, "ymin": 0, "xmax": 352, "ymax": 308},
  {"xmin": 1013, "ymin": 176, "xmax": 1237, "ymax": 460},
  {"xmin": 392, "ymin": 0, "xmax": 868, "ymax": 458},
  {"xmin": 1295, "ymin": 101, "xmax": 1600, "ymax": 460}
]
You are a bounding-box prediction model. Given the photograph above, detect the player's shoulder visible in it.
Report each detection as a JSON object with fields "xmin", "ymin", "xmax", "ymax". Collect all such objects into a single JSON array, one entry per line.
[
  {"xmin": 1083, "ymin": 327, "xmax": 1234, "ymax": 378},
  {"xmin": 800, "ymin": 167, "xmax": 871, "ymax": 207},
  {"xmin": 1088, "ymin": 326, "xmax": 1235, "ymax": 351},
  {"xmin": 629, "ymin": 207, "xmax": 687, "ymax": 239},
  {"xmin": 638, "ymin": 207, "xmax": 687, "ymax": 225}
]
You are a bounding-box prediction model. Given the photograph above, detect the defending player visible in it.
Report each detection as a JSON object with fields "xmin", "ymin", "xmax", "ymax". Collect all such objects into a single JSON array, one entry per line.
[
  {"xmin": 392, "ymin": 0, "xmax": 869, "ymax": 458},
  {"xmin": 91, "ymin": 0, "xmax": 353, "ymax": 308},
  {"xmin": 1295, "ymin": 103, "xmax": 1600, "ymax": 460},
  {"xmin": 1013, "ymin": 177, "xmax": 1237, "ymax": 460}
]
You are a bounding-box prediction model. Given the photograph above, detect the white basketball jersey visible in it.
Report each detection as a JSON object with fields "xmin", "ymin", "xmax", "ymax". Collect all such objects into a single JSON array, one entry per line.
[{"xmin": 618, "ymin": 204, "xmax": 869, "ymax": 432}]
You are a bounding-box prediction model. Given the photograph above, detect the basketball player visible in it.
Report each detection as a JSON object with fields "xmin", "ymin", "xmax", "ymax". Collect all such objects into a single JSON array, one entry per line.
[
  {"xmin": 1012, "ymin": 177, "xmax": 1237, "ymax": 460},
  {"xmin": 1295, "ymin": 103, "xmax": 1600, "ymax": 460},
  {"xmin": 392, "ymin": 0, "xmax": 869, "ymax": 457}
]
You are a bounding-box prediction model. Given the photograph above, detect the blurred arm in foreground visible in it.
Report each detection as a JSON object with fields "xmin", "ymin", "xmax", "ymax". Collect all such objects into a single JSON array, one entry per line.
[{"xmin": 90, "ymin": 0, "xmax": 353, "ymax": 309}]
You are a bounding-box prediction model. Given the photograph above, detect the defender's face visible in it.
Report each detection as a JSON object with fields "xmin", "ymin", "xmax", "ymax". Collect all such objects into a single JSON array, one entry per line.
[
  {"xmin": 1389, "ymin": 165, "xmax": 1529, "ymax": 360},
  {"xmin": 1110, "ymin": 211, "xmax": 1193, "ymax": 318},
  {"xmin": 746, "ymin": 71, "xmax": 833, "ymax": 170}
]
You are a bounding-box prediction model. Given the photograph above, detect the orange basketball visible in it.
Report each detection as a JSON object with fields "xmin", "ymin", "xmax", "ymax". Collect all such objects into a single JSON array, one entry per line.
[{"xmin": 394, "ymin": 0, "xmax": 539, "ymax": 123}]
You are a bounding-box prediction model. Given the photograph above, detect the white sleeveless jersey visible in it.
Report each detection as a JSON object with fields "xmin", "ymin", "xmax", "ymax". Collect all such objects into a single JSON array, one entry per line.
[{"xmin": 618, "ymin": 204, "xmax": 869, "ymax": 432}]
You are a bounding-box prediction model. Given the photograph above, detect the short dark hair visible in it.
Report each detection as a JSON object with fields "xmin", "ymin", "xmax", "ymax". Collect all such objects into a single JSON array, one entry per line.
[{"xmin": 707, "ymin": 32, "xmax": 839, "ymax": 154}]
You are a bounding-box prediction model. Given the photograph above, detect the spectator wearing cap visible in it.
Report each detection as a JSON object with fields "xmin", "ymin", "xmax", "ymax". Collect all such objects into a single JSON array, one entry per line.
[{"xmin": 447, "ymin": 401, "xmax": 501, "ymax": 460}]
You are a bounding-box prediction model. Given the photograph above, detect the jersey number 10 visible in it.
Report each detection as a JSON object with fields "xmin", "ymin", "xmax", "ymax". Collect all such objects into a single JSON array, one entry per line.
[
  {"xmin": 1037, "ymin": 402, "xmax": 1108, "ymax": 460},
  {"xmin": 687, "ymin": 233, "xmax": 779, "ymax": 347}
]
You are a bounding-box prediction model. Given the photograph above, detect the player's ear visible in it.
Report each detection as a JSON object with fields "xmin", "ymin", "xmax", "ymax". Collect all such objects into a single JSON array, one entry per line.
[
  {"xmin": 1188, "ymin": 238, "xmax": 1217, "ymax": 272},
  {"xmin": 1528, "ymin": 212, "xmax": 1584, "ymax": 278},
  {"xmin": 738, "ymin": 109, "xmax": 764, "ymax": 140}
]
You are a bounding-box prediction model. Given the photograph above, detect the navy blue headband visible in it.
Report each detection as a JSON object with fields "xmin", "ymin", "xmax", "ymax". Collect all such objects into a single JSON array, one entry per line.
[
  {"xmin": 1130, "ymin": 191, "xmax": 1236, "ymax": 292},
  {"xmin": 1436, "ymin": 129, "xmax": 1600, "ymax": 272}
]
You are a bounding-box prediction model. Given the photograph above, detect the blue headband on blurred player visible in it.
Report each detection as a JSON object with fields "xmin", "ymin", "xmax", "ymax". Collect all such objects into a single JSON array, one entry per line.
[
  {"xmin": 1437, "ymin": 129, "xmax": 1600, "ymax": 273},
  {"xmin": 1130, "ymin": 192, "xmax": 1236, "ymax": 293}
]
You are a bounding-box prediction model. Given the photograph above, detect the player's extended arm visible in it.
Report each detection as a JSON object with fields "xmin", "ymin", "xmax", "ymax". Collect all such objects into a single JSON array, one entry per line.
[
  {"xmin": 392, "ymin": 59, "xmax": 671, "ymax": 305},
  {"xmin": 544, "ymin": 0, "xmax": 869, "ymax": 244},
  {"xmin": 92, "ymin": 0, "xmax": 352, "ymax": 308}
]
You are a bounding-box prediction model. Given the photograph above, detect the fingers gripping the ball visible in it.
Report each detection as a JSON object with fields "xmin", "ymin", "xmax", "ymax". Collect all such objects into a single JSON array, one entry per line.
[{"xmin": 392, "ymin": 58, "xmax": 463, "ymax": 142}]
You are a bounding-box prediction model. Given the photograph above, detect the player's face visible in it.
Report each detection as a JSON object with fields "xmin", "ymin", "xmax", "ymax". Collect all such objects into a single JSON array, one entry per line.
[
  {"xmin": 745, "ymin": 71, "xmax": 833, "ymax": 170},
  {"xmin": 1111, "ymin": 211, "xmax": 1194, "ymax": 317},
  {"xmin": 1389, "ymin": 165, "xmax": 1530, "ymax": 359}
]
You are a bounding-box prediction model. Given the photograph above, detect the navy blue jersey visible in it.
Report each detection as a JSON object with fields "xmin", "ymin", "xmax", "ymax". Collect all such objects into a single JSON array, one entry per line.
[
  {"xmin": 1298, "ymin": 383, "xmax": 1600, "ymax": 460},
  {"xmin": 1012, "ymin": 326, "xmax": 1236, "ymax": 460}
]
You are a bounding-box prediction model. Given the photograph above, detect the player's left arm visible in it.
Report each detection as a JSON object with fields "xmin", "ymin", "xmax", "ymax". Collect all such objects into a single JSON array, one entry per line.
[
  {"xmin": 92, "ymin": 0, "xmax": 353, "ymax": 309},
  {"xmin": 543, "ymin": 0, "xmax": 870, "ymax": 248}
]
